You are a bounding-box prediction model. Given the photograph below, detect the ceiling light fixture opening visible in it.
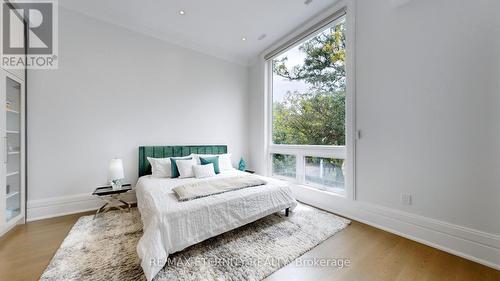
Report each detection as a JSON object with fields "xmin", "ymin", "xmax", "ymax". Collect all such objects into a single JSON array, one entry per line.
[
  {"xmin": 304, "ymin": 0, "xmax": 313, "ymax": 5},
  {"xmin": 178, "ymin": 10, "xmax": 185, "ymax": 15},
  {"xmin": 241, "ymin": 37, "xmax": 247, "ymax": 41}
]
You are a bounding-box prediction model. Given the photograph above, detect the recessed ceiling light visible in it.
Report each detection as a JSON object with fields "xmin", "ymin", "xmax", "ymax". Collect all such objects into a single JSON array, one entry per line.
[
  {"xmin": 241, "ymin": 37, "xmax": 247, "ymax": 41},
  {"xmin": 257, "ymin": 34, "xmax": 267, "ymax": 41},
  {"xmin": 178, "ymin": 10, "xmax": 185, "ymax": 15},
  {"xmin": 304, "ymin": 0, "xmax": 313, "ymax": 5}
]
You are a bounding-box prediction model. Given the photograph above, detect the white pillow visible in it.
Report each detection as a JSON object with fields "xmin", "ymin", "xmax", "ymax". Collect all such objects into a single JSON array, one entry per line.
[
  {"xmin": 218, "ymin": 154, "xmax": 233, "ymax": 171},
  {"xmin": 191, "ymin": 154, "xmax": 208, "ymax": 164},
  {"xmin": 192, "ymin": 153, "xmax": 233, "ymax": 171},
  {"xmin": 176, "ymin": 158, "xmax": 197, "ymax": 179},
  {"xmin": 193, "ymin": 163, "xmax": 216, "ymax": 179},
  {"xmin": 147, "ymin": 157, "xmax": 172, "ymax": 178}
]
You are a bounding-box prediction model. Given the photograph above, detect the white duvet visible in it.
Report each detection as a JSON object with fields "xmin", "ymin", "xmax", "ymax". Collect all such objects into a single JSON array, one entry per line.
[{"xmin": 135, "ymin": 170, "xmax": 297, "ymax": 281}]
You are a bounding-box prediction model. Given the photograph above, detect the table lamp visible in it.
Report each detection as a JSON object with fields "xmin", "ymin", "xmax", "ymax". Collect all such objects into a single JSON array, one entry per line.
[{"xmin": 108, "ymin": 158, "xmax": 124, "ymax": 190}]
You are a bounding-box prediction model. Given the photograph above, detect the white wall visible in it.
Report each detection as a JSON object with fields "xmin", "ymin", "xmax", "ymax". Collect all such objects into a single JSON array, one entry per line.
[
  {"xmin": 355, "ymin": 0, "xmax": 499, "ymax": 235},
  {"xmin": 247, "ymin": 63, "xmax": 266, "ymax": 174},
  {"xmin": 248, "ymin": 0, "xmax": 500, "ymax": 268},
  {"xmin": 27, "ymin": 8, "xmax": 249, "ymax": 218}
]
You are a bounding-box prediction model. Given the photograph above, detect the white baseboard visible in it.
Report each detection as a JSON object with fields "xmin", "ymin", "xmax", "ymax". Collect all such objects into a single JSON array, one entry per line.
[
  {"xmin": 27, "ymin": 192, "xmax": 137, "ymax": 222},
  {"xmin": 291, "ymin": 184, "xmax": 500, "ymax": 270}
]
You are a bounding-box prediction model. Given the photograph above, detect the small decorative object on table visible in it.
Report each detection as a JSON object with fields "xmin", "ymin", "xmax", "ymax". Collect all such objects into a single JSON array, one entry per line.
[
  {"xmin": 92, "ymin": 184, "xmax": 132, "ymax": 219},
  {"xmin": 244, "ymin": 170, "xmax": 255, "ymax": 174},
  {"xmin": 238, "ymin": 157, "xmax": 246, "ymax": 171},
  {"xmin": 108, "ymin": 158, "xmax": 124, "ymax": 190}
]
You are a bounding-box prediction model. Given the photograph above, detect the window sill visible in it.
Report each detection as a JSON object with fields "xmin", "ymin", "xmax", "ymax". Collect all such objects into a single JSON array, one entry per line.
[{"xmin": 268, "ymin": 145, "xmax": 346, "ymax": 159}]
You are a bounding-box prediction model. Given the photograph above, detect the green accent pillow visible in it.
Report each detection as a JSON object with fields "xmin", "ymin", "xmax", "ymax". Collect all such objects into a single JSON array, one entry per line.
[
  {"xmin": 200, "ymin": 156, "xmax": 220, "ymax": 174},
  {"xmin": 170, "ymin": 157, "xmax": 192, "ymax": 178}
]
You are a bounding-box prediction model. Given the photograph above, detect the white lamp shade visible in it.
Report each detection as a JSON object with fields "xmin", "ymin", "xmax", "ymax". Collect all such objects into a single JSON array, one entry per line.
[{"xmin": 108, "ymin": 159, "xmax": 124, "ymax": 180}]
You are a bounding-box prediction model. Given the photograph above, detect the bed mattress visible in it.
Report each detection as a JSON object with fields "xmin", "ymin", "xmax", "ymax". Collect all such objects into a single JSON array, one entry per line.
[{"xmin": 135, "ymin": 170, "xmax": 297, "ymax": 280}]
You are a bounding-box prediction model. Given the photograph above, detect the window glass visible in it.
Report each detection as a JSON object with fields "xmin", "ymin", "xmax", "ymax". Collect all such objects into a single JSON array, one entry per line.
[
  {"xmin": 272, "ymin": 154, "xmax": 296, "ymax": 178},
  {"xmin": 272, "ymin": 16, "xmax": 346, "ymax": 145},
  {"xmin": 305, "ymin": 156, "xmax": 345, "ymax": 190}
]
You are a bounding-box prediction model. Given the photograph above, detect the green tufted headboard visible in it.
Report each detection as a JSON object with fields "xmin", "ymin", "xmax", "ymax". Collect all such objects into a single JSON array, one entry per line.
[{"xmin": 138, "ymin": 145, "xmax": 228, "ymax": 177}]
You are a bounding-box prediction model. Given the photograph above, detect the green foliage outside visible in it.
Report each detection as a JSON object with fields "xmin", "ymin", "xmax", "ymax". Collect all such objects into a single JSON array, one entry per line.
[{"xmin": 271, "ymin": 20, "xmax": 347, "ymax": 183}]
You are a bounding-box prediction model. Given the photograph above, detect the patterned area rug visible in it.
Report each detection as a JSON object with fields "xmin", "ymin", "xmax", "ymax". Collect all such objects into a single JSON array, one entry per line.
[{"xmin": 39, "ymin": 203, "xmax": 350, "ymax": 281}]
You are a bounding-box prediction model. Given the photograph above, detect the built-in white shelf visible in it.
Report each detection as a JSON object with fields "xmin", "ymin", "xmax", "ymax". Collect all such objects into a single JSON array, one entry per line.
[
  {"xmin": 6, "ymin": 109, "xmax": 19, "ymax": 114},
  {"xmin": 6, "ymin": 191, "xmax": 18, "ymax": 199},
  {"xmin": 1, "ymin": 20, "xmax": 26, "ymax": 235},
  {"xmin": 5, "ymin": 208, "xmax": 21, "ymax": 222},
  {"xmin": 6, "ymin": 171, "xmax": 19, "ymax": 177}
]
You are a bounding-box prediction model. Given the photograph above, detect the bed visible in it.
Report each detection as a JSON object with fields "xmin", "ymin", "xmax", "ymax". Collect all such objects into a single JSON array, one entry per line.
[{"xmin": 135, "ymin": 145, "xmax": 297, "ymax": 280}]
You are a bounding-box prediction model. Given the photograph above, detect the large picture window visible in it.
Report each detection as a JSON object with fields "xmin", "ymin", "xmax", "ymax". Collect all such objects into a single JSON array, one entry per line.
[
  {"xmin": 266, "ymin": 11, "xmax": 350, "ymax": 195},
  {"xmin": 272, "ymin": 18, "xmax": 346, "ymax": 146}
]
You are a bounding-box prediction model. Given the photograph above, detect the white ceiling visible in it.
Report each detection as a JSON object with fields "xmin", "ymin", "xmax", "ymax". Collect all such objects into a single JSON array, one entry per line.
[{"xmin": 59, "ymin": 0, "xmax": 338, "ymax": 65}]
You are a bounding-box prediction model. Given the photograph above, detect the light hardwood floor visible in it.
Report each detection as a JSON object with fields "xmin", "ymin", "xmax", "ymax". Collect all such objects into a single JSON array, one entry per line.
[{"xmin": 0, "ymin": 210, "xmax": 498, "ymax": 281}]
